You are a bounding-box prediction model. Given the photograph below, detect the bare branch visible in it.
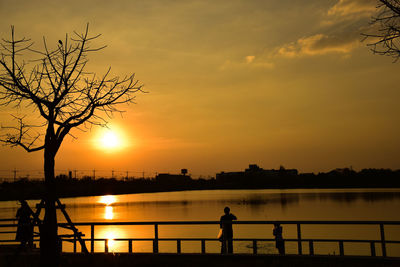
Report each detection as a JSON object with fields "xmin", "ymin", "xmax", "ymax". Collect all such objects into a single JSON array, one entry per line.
[
  {"xmin": 0, "ymin": 24, "xmax": 144, "ymax": 157},
  {"xmin": 363, "ymin": 0, "xmax": 400, "ymax": 61},
  {"xmin": 0, "ymin": 115, "xmax": 45, "ymax": 152}
]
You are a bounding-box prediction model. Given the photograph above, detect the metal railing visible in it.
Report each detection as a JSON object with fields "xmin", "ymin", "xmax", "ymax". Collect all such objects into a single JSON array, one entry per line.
[{"xmin": 1, "ymin": 220, "xmax": 400, "ymax": 257}]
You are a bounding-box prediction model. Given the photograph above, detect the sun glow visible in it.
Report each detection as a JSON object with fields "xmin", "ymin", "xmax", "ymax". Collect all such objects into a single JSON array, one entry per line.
[
  {"xmin": 94, "ymin": 125, "xmax": 131, "ymax": 152},
  {"xmin": 99, "ymin": 130, "xmax": 122, "ymax": 151},
  {"xmin": 99, "ymin": 195, "xmax": 117, "ymax": 220},
  {"xmin": 101, "ymin": 131, "xmax": 120, "ymax": 149},
  {"xmin": 105, "ymin": 206, "xmax": 114, "ymax": 220},
  {"xmin": 106, "ymin": 232, "xmax": 116, "ymax": 249},
  {"xmin": 99, "ymin": 195, "xmax": 116, "ymax": 206}
]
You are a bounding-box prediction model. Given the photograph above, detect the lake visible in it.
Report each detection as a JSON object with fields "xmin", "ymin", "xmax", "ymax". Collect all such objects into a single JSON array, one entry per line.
[{"xmin": 1, "ymin": 188, "xmax": 400, "ymax": 255}]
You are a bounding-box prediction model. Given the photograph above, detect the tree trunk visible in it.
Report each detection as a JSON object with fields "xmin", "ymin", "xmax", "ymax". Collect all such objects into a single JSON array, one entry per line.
[{"xmin": 40, "ymin": 146, "xmax": 60, "ymax": 267}]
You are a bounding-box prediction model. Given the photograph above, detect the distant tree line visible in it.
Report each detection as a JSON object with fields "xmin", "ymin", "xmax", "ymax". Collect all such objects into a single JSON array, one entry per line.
[
  {"xmin": 0, "ymin": 168, "xmax": 399, "ymax": 201},
  {"xmin": 217, "ymin": 167, "xmax": 400, "ymax": 189}
]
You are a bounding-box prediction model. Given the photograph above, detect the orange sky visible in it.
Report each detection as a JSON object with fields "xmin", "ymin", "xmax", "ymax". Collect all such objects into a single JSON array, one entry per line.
[{"xmin": 0, "ymin": 0, "xmax": 400, "ymax": 178}]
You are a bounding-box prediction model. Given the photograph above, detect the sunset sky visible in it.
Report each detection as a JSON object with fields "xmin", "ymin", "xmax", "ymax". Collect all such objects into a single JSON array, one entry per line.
[{"xmin": 0, "ymin": 0, "xmax": 399, "ymax": 178}]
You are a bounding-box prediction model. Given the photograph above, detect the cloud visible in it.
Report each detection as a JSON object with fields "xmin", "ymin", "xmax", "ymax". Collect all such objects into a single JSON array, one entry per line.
[
  {"xmin": 327, "ymin": 0, "xmax": 376, "ymax": 18},
  {"xmin": 278, "ymin": 33, "xmax": 360, "ymax": 57},
  {"xmin": 276, "ymin": 0, "xmax": 376, "ymax": 58},
  {"xmin": 220, "ymin": 56, "xmax": 274, "ymax": 71},
  {"xmin": 245, "ymin": 55, "xmax": 255, "ymax": 63}
]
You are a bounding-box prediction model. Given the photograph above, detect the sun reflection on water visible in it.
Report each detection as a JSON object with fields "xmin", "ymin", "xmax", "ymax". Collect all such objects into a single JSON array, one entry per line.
[
  {"xmin": 99, "ymin": 195, "xmax": 117, "ymax": 220},
  {"xmin": 106, "ymin": 231, "xmax": 115, "ymax": 249},
  {"xmin": 99, "ymin": 195, "xmax": 116, "ymax": 206},
  {"xmin": 96, "ymin": 227, "xmax": 126, "ymax": 252},
  {"xmin": 105, "ymin": 206, "xmax": 114, "ymax": 220}
]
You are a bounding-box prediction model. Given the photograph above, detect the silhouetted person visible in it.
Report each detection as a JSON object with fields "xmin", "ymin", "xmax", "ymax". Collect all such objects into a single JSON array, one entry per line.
[
  {"xmin": 273, "ymin": 223, "xmax": 285, "ymax": 255},
  {"xmin": 16, "ymin": 200, "xmax": 34, "ymax": 250},
  {"xmin": 220, "ymin": 206, "xmax": 237, "ymax": 254}
]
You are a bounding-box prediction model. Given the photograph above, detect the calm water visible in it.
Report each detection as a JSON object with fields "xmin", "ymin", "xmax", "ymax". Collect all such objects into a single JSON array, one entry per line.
[{"xmin": 1, "ymin": 188, "xmax": 400, "ymax": 255}]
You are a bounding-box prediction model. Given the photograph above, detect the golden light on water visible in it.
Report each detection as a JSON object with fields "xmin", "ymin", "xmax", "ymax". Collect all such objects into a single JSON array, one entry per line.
[
  {"xmin": 106, "ymin": 231, "xmax": 116, "ymax": 249},
  {"xmin": 99, "ymin": 195, "xmax": 116, "ymax": 206},
  {"xmin": 99, "ymin": 195, "xmax": 116, "ymax": 220},
  {"xmin": 105, "ymin": 206, "xmax": 114, "ymax": 220},
  {"xmin": 97, "ymin": 226, "xmax": 126, "ymax": 252}
]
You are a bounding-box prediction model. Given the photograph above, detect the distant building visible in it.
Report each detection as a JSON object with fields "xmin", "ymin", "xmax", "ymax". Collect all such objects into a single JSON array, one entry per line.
[
  {"xmin": 216, "ymin": 164, "xmax": 298, "ymax": 184},
  {"xmin": 155, "ymin": 173, "xmax": 192, "ymax": 183}
]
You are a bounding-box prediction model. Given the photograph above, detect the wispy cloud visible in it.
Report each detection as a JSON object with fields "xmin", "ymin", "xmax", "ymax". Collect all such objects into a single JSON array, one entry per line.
[
  {"xmin": 277, "ymin": 0, "xmax": 376, "ymax": 58},
  {"xmin": 220, "ymin": 55, "xmax": 274, "ymax": 70},
  {"xmin": 278, "ymin": 33, "xmax": 360, "ymax": 57},
  {"xmin": 245, "ymin": 55, "xmax": 255, "ymax": 63},
  {"xmin": 327, "ymin": 0, "xmax": 376, "ymax": 18}
]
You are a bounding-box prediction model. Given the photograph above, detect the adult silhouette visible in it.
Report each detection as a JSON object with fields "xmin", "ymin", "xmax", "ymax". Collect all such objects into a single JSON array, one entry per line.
[
  {"xmin": 273, "ymin": 223, "xmax": 285, "ymax": 254},
  {"xmin": 16, "ymin": 200, "xmax": 34, "ymax": 250},
  {"xmin": 220, "ymin": 206, "xmax": 237, "ymax": 254}
]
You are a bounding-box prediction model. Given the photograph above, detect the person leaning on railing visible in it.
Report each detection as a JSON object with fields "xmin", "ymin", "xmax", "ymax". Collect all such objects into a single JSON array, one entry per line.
[{"xmin": 220, "ymin": 206, "xmax": 237, "ymax": 254}]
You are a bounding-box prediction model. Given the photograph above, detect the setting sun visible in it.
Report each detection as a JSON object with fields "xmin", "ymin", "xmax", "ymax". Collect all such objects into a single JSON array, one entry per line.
[
  {"xmin": 93, "ymin": 125, "xmax": 131, "ymax": 152},
  {"xmin": 101, "ymin": 131, "xmax": 120, "ymax": 149}
]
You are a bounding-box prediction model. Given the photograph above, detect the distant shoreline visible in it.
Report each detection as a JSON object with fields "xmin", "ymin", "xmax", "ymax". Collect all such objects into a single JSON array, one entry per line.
[
  {"xmin": 2, "ymin": 167, "xmax": 400, "ymax": 201},
  {"xmin": 1, "ymin": 173, "xmax": 400, "ymax": 201}
]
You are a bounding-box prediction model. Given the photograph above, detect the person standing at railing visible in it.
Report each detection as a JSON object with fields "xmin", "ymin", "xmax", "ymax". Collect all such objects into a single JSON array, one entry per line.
[
  {"xmin": 273, "ymin": 223, "xmax": 285, "ymax": 255},
  {"xmin": 220, "ymin": 206, "xmax": 237, "ymax": 254},
  {"xmin": 15, "ymin": 200, "xmax": 34, "ymax": 250}
]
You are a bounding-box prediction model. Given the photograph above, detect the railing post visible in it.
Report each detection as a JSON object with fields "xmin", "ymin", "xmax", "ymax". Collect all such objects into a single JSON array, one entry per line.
[
  {"xmin": 201, "ymin": 240, "xmax": 206, "ymax": 254},
  {"xmin": 370, "ymin": 241, "xmax": 376, "ymax": 257},
  {"xmin": 59, "ymin": 239, "xmax": 63, "ymax": 253},
  {"xmin": 380, "ymin": 224, "xmax": 386, "ymax": 257},
  {"xmin": 253, "ymin": 240, "xmax": 257, "ymax": 254},
  {"xmin": 153, "ymin": 223, "xmax": 159, "ymax": 253},
  {"xmin": 297, "ymin": 223, "xmax": 302, "ymax": 255},
  {"xmin": 129, "ymin": 240, "xmax": 133, "ymax": 253},
  {"xmin": 309, "ymin": 241, "xmax": 314, "ymax": 255},
  {"xmin": 339, "ymin": 241, "xmax": 344, "ymax": 256},
  {"xmin": 73, "ymin": 234, "xmax": 77, "ymax": 253},
  {"xmin": 91, "ymin": 224, "xmax": 95, "ymax": 253},
  {"xmin": 177, "ymin": 239, "xmax": 181, "ymax": 254},
  {"xmin": 105, "ymin": 239, "xmax": 109, "ymax": 253}
]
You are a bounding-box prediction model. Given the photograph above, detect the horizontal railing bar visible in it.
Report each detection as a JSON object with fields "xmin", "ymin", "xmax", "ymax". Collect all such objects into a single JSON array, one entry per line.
[
  {"xmin": 1, "ymin": 220, "xmax": 399, "ymax": 228},
  {"xmin": 60, "ymin": 238, "xmax": 400, "ymax": 244},
  {"xmin": 0, "ymin": 224, "xmax": 18, "ymax": 227},
  {"xmin": 59, "ymin": 220, "xmax": 400, "ymax": 227},
  {"xmin": 86, "ymin": 239, "xmax": 155, "ymax": 242},
  {"xmin": 0, "ymin": 240, "xmax": 38, "ymax": 243}
]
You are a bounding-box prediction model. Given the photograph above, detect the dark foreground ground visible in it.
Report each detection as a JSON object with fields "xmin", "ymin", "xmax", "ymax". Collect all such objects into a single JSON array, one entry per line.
[{"xmin": 1, "ymin": 252, "xmax": 399, "ymax": 267}]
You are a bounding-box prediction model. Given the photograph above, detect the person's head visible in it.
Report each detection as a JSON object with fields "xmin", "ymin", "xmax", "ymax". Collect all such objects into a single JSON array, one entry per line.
[
  {"xmin": 274, "ymin": 223, "xmax": 280, "ymax": 227},
  {"xmin": 224, "ymin": 206, "xmax": 230, "ymax": 214}
]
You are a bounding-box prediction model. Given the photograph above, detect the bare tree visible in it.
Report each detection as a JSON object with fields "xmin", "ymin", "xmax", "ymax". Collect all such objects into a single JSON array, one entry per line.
[
  {"xmin": 363, "ymin": 0, "xmax": 400, "ymax": 61},
  {"xmin": 0, "ymin": 24, "xmax": 143, "ymax": 265}
]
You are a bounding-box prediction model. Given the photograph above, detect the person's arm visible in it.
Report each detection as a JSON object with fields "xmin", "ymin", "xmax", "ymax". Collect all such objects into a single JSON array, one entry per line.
[{"xmin": 231, "ymin": 214, "xmax": 237, "ymax": 220}]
